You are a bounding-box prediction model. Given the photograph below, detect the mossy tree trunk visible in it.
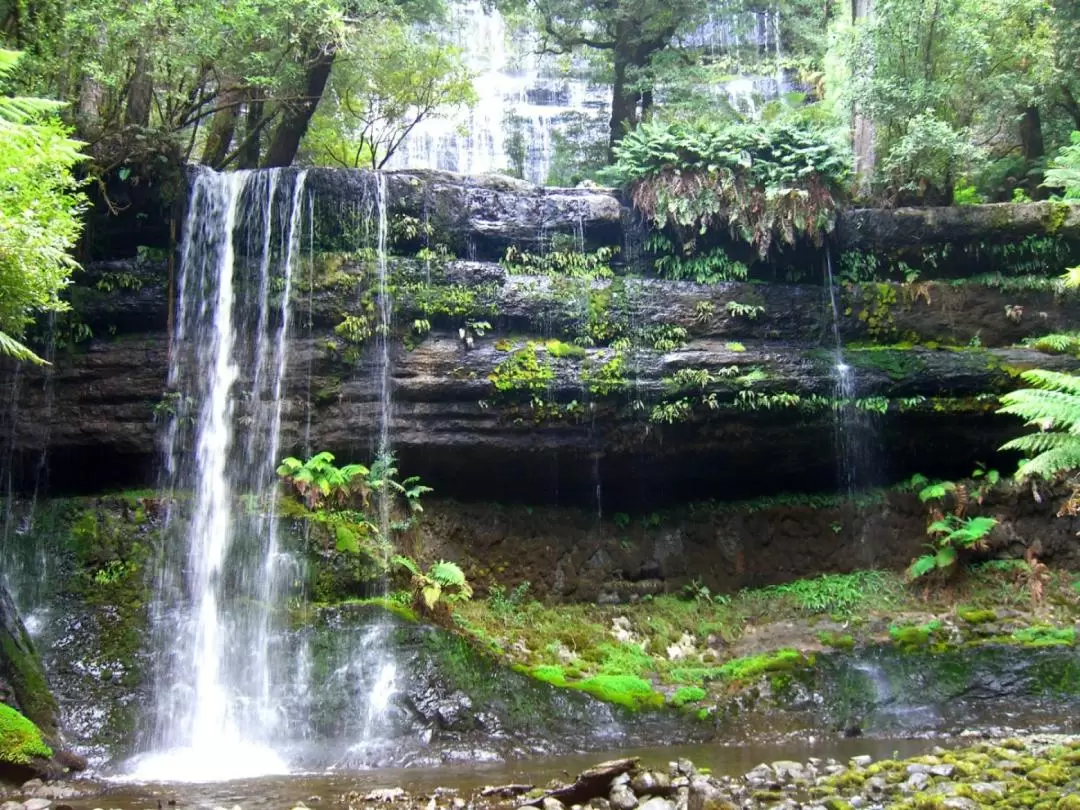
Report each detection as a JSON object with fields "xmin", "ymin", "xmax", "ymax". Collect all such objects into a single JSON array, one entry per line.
[{"xmin": 0, "ymin": 584, "xmax": 58, "ymax": 739}]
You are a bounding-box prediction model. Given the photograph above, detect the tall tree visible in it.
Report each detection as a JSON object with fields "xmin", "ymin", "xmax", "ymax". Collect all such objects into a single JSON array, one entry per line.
[{"xmin": 512, "ymin": 0, "xmax": 706, "ymax": 153}]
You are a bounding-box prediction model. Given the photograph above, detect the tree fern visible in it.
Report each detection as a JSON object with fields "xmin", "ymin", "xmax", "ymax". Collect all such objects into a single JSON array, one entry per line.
[
  {"xmin": 0, "ymin": 331, "xmax": 47, "ymax": 365},
  {"xmin": 999, "ymin": 369, "xmax": 1080, "ymax": 479}
]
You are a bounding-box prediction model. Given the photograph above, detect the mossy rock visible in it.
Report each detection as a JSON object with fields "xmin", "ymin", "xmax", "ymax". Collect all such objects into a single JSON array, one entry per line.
[
  {"xmin": 1026, "ymin": 762, "xmax": 1071, "ymax": 786},
  {"xmin": 957, "ymin": 607, "xmax": 997, "ymax": 625},
  {"xmin": 0, "ymin": 704, "xmax": 51, "ymax": 766}
]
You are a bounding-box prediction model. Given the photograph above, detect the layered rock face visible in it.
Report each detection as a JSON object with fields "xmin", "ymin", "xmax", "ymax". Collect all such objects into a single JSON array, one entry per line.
[{"xmin": 2, "ymin": 170, "xmax": 1079, "ymax": 506}]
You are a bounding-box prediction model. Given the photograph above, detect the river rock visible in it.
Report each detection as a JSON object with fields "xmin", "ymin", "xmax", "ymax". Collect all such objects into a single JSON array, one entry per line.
[
  {"xmin": 366, "ymin": 789, "xmax": 406, "ymax": 802},
  {"xmin": 687, "ymin": 778, "xmax": 730, "ymax": 810},
  {"xmin": 636, "ymin": 797, "xmax": 674, "ymax": 810},
  {"xmin": 850, "ymin": 755, "xmax": 873, "ymax": 768},
  {"xmin": 22, "ymin": 800, "xmax": 51, "ymax": 810},
  {"xmin": 904, "ymin": 772, "xmax": 931, "ymax": 792},
  {"xmin": 631, "ymin": 771, "xmax": 671, "ymax": 796},
  {"xmin": 770, "ymin": 761, "xmax": 809, "ymax": 783},
  {"xmin": 929, "ymin": 764, "xmax": 955, "ymax": 778},
  {"xmin": 940, "ymin": 799, "xmax": 979, "ymax": 810},
  {"xmin": 608, "ymin": 784, "xmax": 636, "ymax": 810},
  {"xmin": 744, "ymin": 764, "xmax": 774, "ymax": 787},
  {"xmin": 965, "ymin": 782, "xmax": 1005, "ymax": 799},
  {"xmin": 541, "ymin": 797, "xmax": 565, "ymax": 810},
  {"xmin": 0, "ymin": 802, "xmax": 24, "ymax": 810}
]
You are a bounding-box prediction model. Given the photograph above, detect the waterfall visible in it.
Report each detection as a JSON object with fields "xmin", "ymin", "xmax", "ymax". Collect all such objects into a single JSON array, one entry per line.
[
  {"xmin": 824, "ymin": 249, "xmax": 877, "ymax": 550},
  {"xmin": 130, "ymin": 167, "xmax": 308, "ymax": 781}
]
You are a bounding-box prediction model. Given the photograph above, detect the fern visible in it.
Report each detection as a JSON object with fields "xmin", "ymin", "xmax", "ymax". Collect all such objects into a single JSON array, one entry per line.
[
  {"xmin": 0, "ymin": 331, "xmax": 47, "ymax": 365},
  {"xmin": 999, "ymin": 369, "xmax": 1080, "ymax": 480}
]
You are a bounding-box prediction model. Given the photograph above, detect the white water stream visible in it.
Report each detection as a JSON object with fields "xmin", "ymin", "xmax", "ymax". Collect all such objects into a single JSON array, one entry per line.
[{"xmin": 130, "ymin": 168, "xmax": 309, "ymax": 781}]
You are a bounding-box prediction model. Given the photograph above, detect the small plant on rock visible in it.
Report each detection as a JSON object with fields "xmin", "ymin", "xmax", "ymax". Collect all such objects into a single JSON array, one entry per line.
[{"xmin": 393, "ymin": 555, "xmax": 473, "ymax": 618}]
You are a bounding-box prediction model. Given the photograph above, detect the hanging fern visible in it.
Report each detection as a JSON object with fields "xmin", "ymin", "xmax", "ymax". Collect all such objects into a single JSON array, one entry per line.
[
  {"xmin": 999, "ymin": 369, "xmax": 1080, "ymax": 480},
  {"xmin": 604, "ymin": 118, "xmax": 850, "ymax": 258}
]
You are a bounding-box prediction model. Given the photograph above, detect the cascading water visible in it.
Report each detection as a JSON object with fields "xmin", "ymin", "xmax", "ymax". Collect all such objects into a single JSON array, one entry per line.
[
  {"xmin": 386, "ymin": 2, "xmax": 788, "ymax": 183},
  {"xmin": 130, "ymin": 167, "xmax": 309, "ymax": 781},
  {"xmin": 337, "ymin": 172, "xmax": 400, "ymax": 766}
]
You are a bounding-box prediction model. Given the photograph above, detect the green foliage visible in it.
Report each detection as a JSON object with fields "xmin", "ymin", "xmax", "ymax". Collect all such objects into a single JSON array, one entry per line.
[
  {"xmin": 1011, "ymin": 626, "xmax": 1077, "ymax": 647},
  {"xmin": 502, "ymin": 245, "xmax": 618, "ymax": 280},
  {"xmin": 0, "ymin": 703, "xmax": 52, "ymax": 765},
  {"xmin": 716, "ymin": 649, "xmax": 804, "ymax": 682},
  {"xmin": 908, "ymin": 515, "xmax": 998, "ymax": 579},
  {"xmin": 489, "ymin": 344, "xmax": 554, "ymax": 396},
  {"xmin": 304, "ymin": 22, "xmax": 475, "ymax": 169},
  {"xmin": 393, "ymin": 554, "xmax": 473, "ymax": 614},
  {"xmin": 644, "ymin": 324, "xmax": 688, "ymax": 351},
  {"xmin": 545, "ymin": 340, "xmax": 587, "ymax": 360},
  {"xmin": 645, "ymin": 233, "xmax": 747, "ymax": 284},
  {"xmin": 879, "ymin": 111, "xmax": 982, "ymax": 201},
  {"xmin": 999, "ymin": 369, "xmax": 1080, "ymax": 480},
  {"xmin": 0, "ymin": 50, "xmax": 86, "ymax": 365},
  {"xmin": 487, "ymin": 581, "xmax": 531, "ymax": 619},
  {"xmin": 1025, "ymin": 333, "xmax": 1080, "ymax": 356},
  {"xmin": 1044, "ymin": 132, "xmax": 1080, "ymax": 200},
  {"xmin": 334, "ymin": 314, "xmax": 372, "ymax": 344},
  {"xmin": 582, "ymin": 351, "xmax": 628, "ymax": 396},
  {"xmin": 755, "ymin": 571, "xmax": 895, "ymax": 616},
  {"xmin": 607, "ymin": 117, "xmax": 849, "ymax": 257},
  {"xmin": 276, "ymin": 451, "xmax": 372, "ymax": 511},
  {"xmin": 725, "ymin": 301, "xmax": 764, "ymax": 320}
]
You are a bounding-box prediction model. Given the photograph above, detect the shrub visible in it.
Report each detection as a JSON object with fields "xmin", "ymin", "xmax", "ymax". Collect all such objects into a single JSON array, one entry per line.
[{"xmin": 881, "ymin": 111, "xmax": 982, "ymax": 204}]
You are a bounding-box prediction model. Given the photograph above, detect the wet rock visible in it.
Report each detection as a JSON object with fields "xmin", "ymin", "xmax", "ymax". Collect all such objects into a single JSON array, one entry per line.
[
  {"xmin": 22, "ymin": 800, "xmax": 51, "ymax": 810},
  {"xmin": 0, "ymin": 802, "xmax": 23, "ymax": 810},
  {"xmin": 905, "ymin": 764, "xmax": 932, "ymax": 775},
  {"xmin": 630, "ymin": 771, "xmax": 671, "ymax": 796},
  {"xmin": 541, "ymin": 797, "xmax": 566, "ymax": 810},
  {"xmin": 850, "ymin": 756, "xmax": 873, "ymax": 768},
  {"xmin": 674, "ymin": 760, "xmax": 696, "ymax": 778},
  {"xmin": 26, "ymin": 786, "xmax": 79, "ymax": 801},
  {"xmin": 929, "ymin": 764, "xmax": 955, "ymax": 778},
  {"xmin": 584, "ymin": 799, "xmax": 610, "ymax": 810}
]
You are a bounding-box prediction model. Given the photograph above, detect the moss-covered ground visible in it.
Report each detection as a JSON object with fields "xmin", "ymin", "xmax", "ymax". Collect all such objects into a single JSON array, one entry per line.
[
  {"xmin": 420, "ymin": 565, "xmax": 1080, "ymax": 712},
  {"xmin": 0, "ymin": 704, "xmax": 51, "ymax": 766}
]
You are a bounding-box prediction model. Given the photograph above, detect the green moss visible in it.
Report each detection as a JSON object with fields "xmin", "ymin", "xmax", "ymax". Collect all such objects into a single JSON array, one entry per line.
[
  {"xmin": 823, "ymin": 800, "xmax": 853, "ymax": 810},
  {"xmin": 1044, "ymin": 201, "xmax": 1071, "ymax": 234},
  {"xmin": 545, "ymin": 340, "xmax": 586, "ymax": 360},
  {"xmin": 716, "ymin": 649, "xmax": 806, "ymax": 681},
  {"xmin": 1011, "ymin": 626, "xmax": 1077, "ymax": 647},
  {"xmin": 0, "ymin": 704, "xmax": 52, "ymax": 765},
  {"xmin": 957, "ymin": 607, "xmax": 997, "ymax": 624},
  {"xmin": 489, "ymin": 343, "xmax": 554, "ymax": 397},
  {"xmin": 1056, "ymin": 795, "xmax": 1080, "ymax": 810},
  {"xmin": 1027, "ymin": 762, "xmax": 1071, "ymax": 785},
  {"xmin": 889, "ymin": 620, "xmax": 942, "ymax": 650},
  {"xmin": 573, "ymin": 674, "xmax": 665, "ymax": 710},
  {"xmin": 668, "ymin": 686, "xmax": 707, "ymax": 707},
  {"xmin": 817, "ymin": 631, "xmax": 855, "ymax": 650}
]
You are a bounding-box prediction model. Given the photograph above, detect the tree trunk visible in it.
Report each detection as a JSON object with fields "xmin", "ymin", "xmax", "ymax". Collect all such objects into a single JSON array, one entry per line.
[
  {"xmin": 851, "ymin": 0, "xmax": 875, "ymax": 198},
  {"xmin": 262, "ymin": 45, "xmax": 336, "ymax": 169},
  {"xmin": 200, "ymin": 85, "xmax": 243, "ymax": 168},
  {"xmin": 124, "ymin": 52, "xmax": 153, "ymax": 128},
  {"xmin": 0, "ymin": 583, "xmax": 58, "ymax": 736},
  {"xmin": 1019, "ymin": 105, "xmax": 1047, "ymax": 199},
  {"xmin": 238, "ymin": 89, "xmax": 265, "ymax": 170},
  {"xmin": 607, "ymin": 52, "xmax": 638, "ymax": 159}
]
